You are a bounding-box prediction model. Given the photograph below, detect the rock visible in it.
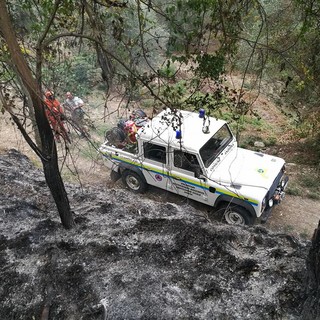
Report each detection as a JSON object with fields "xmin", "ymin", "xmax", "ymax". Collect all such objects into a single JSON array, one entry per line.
[{"xmin": 254, "ymin": 141, "xmax": 266, "ymax": 148}]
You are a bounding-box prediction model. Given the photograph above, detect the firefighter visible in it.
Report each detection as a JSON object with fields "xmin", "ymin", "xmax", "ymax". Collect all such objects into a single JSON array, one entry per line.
[
  {"xmin": 44, "ymin": 91, "xmax": 68, "ymax": 142},
  {"xmin": 124, "ymin": 120, "xmax": 138, "ymax": 143},
  {"xmin": 64, "ymin": 92, "xmax": 87, "ymax": 137}
]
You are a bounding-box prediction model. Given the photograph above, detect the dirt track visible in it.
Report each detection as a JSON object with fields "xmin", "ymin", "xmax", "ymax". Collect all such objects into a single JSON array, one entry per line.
[
  {"xmin": 143, "ymin": 181, "xmax": 320, "ymax": 239},
  {"xmin": 266, "ymin": 195, "xmax": 319, "ymax": 238}
]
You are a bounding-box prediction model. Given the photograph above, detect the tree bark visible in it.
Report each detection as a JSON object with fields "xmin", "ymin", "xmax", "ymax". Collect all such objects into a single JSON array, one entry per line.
[
  {"xmin": 301, "ymin": 221, "xmax": 320, "ymax": 319},
  {"xmin": 83, "ymin": 1, "xmax": 114, "ymax": 91},
  {"xmin": 0, "ymin": 0, "xmax": 74, "ymax": 229}
]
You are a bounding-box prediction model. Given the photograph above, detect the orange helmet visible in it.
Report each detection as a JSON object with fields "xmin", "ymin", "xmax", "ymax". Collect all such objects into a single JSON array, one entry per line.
[{"xmin": 45, "ymin": 90, "xmax": 53, "ymax": 98}]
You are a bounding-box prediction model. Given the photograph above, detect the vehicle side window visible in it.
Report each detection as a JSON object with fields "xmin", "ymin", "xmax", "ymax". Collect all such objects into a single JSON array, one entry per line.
[
  {"xmin": 143, "ymin": 143, "xmax": 166, "ymax": 164},
  {"xmin": 174, "ymin": 150, "xmax": 202, "ymax": 174}
]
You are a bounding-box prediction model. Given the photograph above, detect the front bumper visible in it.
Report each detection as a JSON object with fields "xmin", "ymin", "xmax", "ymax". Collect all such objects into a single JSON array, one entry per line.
[{"xmin": 260, "ymin": 169, "xmax": 289, "ymax": 223}]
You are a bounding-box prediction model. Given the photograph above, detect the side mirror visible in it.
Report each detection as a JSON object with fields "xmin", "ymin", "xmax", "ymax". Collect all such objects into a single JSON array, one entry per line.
[{"xmin": 194, "ymin": 168, "xmax": 206, "ymax": 181}]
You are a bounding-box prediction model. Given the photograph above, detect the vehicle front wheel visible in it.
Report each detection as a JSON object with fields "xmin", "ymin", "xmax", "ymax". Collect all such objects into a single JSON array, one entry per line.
[
  {"xmin": 122, "ymin": 170, "xmax": 147, "ymax": 193},
  {"xmin": 221, "ymin": 205, "xmax": 254, "ymax": 226}
]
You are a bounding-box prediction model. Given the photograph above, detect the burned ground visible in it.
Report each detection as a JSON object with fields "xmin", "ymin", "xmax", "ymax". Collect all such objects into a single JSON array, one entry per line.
[{"xmin": 0, "ymin": 149, "xmax": 312, "ymax": 319}]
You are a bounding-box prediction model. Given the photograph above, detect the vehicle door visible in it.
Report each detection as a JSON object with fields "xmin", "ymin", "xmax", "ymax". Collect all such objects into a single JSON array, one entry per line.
[
  {"xmin": 141, "ymin": 142, "xmax": 170, "ymax": 189},
  {"xmin": 168, "ymin": 149, "xmax": 209, "ymax": 203}
]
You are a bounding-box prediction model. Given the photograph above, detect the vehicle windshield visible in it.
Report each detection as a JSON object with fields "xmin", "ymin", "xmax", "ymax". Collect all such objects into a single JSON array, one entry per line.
[{"xmin": 200, "ymin": 124, "xmax": 233, "ymax": 168}]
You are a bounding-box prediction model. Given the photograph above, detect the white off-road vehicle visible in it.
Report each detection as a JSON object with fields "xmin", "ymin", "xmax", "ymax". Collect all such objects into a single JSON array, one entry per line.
[{"xmin": 99, "ymin": 109, "xmax": 288, "ymax": 225}]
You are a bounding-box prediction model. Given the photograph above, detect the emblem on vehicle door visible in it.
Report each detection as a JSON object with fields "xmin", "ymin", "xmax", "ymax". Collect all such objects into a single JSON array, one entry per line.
[{"xmin": 155, "ymin": 174, "xmax": 162, "ymax": 181}]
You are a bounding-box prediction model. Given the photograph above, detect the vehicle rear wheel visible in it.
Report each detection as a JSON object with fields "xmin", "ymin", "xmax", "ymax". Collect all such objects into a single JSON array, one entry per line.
[
  {"xmin": 221, "ymin": 204, "xmax": 254, "ymax": 226},
  {"xmin": 122, "ymin": 170, "xmax": 147, "ymax": 193}
]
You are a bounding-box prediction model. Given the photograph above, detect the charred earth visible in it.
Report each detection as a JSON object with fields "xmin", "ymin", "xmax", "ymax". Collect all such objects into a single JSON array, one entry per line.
[{"xmin": 0, "ymin": 149, "xmax": 312, "ymax": 319}]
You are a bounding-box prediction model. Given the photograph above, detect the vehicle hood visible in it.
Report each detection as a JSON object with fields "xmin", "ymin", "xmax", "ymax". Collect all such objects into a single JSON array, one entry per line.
[{"xmin": 207, "ymin": 147, "xmax": 285, "ymax": 191}]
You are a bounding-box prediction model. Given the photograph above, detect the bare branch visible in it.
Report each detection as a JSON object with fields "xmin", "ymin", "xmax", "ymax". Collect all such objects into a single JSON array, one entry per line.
[
  {"xmin": 40, "ymin": 32, "xmax": 169, "ymax": 106},
  {"xmin": 0, "ymin": 87, "xmax": 49, "ymax": 161}
]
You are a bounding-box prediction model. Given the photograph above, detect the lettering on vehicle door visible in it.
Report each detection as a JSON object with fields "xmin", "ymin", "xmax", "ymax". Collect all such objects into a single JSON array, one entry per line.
[{"xmin": 169, "ymin": 150, "xmax": 208, "ymax": 202}]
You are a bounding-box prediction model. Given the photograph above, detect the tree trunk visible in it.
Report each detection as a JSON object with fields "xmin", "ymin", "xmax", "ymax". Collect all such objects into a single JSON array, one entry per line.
[
  {"xmin": 301, "ymin": 221, "xmax": 320, "ymax": 319},
  {"xmin": 96, "ymin": 44, "xmax": 114, "ymax": 91},
  {"xmin": 83, "ymin": 1, "xmax": 114, "ymax": 91},
  {"xmin": 24, "ymin": 90, "xmax": 43, "ymax": 148},
  {"xmin": 0, "ymin": 0, "xmax": 74, "ymax": 229}
]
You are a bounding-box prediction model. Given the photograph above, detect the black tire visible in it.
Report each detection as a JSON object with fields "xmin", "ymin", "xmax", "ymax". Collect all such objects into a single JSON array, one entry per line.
[
  {"xmin": 220, "ymin": 204, "xmax": 254, "ymax": 226},
  {"xmin": 105, "ymin": 127, "xmax": 126, "ymax": 145},
  {"xmin": 122, "ymin": 170, "xmax": 147, "ymax": 193}
]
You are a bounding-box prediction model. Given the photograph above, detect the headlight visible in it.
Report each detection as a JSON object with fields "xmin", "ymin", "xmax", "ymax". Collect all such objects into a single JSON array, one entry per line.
[{"xmin": 268, "ymin": 199, "xmax": 274, "ymax": 207}]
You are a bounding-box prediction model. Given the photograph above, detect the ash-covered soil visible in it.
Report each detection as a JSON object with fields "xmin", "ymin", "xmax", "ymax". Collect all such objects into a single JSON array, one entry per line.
[{"xmin": 0, "ymin": 149, "xmax": 311, "ymax": 319}]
